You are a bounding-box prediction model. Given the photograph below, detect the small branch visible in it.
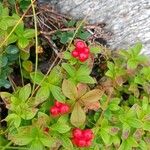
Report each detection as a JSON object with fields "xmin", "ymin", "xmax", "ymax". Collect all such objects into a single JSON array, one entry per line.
[
  {"xmin": 24, "ymin": 12, "xmax": 41, "ymax": 17},
  {"xmin": 40, "ymin": 25, "xmax": 101, "ymax": 36},
  {"xmin": 94, "ymin": 89, "xmax": 113, "ymax": 134},
  {"xmin": 44, "ymin": 36, "xmax": 59, "ymax": 56}
]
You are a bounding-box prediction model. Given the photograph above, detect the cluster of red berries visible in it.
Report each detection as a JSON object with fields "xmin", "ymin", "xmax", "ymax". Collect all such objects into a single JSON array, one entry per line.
[
  {"xmin": 72, "ymin": 128, "xmax": 94, "ymax": 147},
  {"xmin": 71, "ymin": 40, "xmax": 90, "ymax": 62},
  {"xmin": 50, "ymin": 101, "xmax": 70, "ymax": 117}
]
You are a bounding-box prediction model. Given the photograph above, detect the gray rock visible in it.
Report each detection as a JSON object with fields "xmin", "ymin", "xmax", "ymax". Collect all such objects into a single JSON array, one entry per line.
[{"xmin": 38, "ymin": 0, "xmax": 150, "ymax": 54}]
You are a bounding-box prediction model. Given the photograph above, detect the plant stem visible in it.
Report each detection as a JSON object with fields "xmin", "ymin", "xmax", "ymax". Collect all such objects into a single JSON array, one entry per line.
[
  {"xmin": 8, "ymin": 76, "xmax": 16, "ymax": 92},
  {"xmin": 30, "ymin": 0, "xmax": 39, "ymax": 93},
  {"xmin": 40, "ymin": 24, "xmax": 101, "ymax": 36},
  {"xmin": 1, "ymin": 141, "xmax": 13, "ymax": 150},
  {"xmin": 0, "ymin": 145, "xmax": 28, "ymax": 150},
  {"xmin": 19, "ymin": 55, "xmax": 24, "ymax": 86},
  {"xmin": 29, "ymin": 52, "xmax": 60, "ymax": 98}
]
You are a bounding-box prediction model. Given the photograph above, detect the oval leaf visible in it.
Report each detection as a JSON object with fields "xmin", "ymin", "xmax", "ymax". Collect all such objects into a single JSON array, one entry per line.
[
  {"xmin": 80, "ymin": 89, "xmax": 103, "ymax": 105},
  {"xmin": 70, "ymin": 102, "xmax": 86, "ymax": 127},
  {"xmin": 35, "ymin": 87, "xmax": 50, "ymax": 106},
  {"xmin": 62, "ymin": 79, "xmax": 78, "ymax": 100},
  {"xmin": 51, "ymin": 123, "xmax": 71, "ymax": 134},
  {"xmin": 50, "ymin": 85, "xmax": 65, "ymax": 102},
  {"xmin": 19, "ymin": 84, "xmax": 31, "ymax": 101}
]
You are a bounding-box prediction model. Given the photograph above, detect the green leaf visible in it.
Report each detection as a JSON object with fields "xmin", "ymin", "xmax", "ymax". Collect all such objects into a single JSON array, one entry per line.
[
  {"xmin": 51, "ymin": 122, "xmax": 71, "ymax": 133},
  {"xmin": 24, "ymin": 29, "xmax": 35, "ymax": 39},
  {"xmin": 139, "ymin": 140, "xmax": 148, "ymax": 150},
  {"xmin": 99, "ymin": 129, "xmax": 110, "ymax": 145},
  {"xmin": 112, "ymin": 136, "xmax": 120, "ymax": 147},
  {"xmin": 70, "ymin": 102, "xmax": 86, "ymax": 127},
  {"xmin": 0, "ymin": 55, "xmax": 8, "ymax": 67},
  {"xmin": 7, "ymin": 33, "xmax": 18, "ymax": 45},
  {"xmin": 76, "ymin": 75, "xmax": 96, "ymax": 84},
  {"xmin": 0, "ymin": 79, "xmax": 11, "ymax": 89},
  {"xmin": 119, "ymin": 140, "xmax": 131, "ymax": 150},
  {"xmin": 0, "ymin": 19, "xmax": 8, "ymax": 30},
  {"xmin": 15, "ymin": 24, "xmax": 24, "ymax": 36},
  {"xmin": 143, "ymin": 121, "xmax": 150, "ymax": 131},
  {"xmin": 105, "ymin": 70, "xmax": 114, "ymax": 78},
  {"xmin": 37, "ymin": 112, "xmax": 50, "ymax": 126},
  {"xmin": 107, "ymin": 61, "xmax": 114, "ymax": 70},
  {"xmin": 5, "ymin": 113, "xmax": 21, "ymax": 128},
  {"xmin": 62, "ymin": 79, "xmax": 78, "ymax": 100},
  {"xmin": 127, "ymin": 118, "xmax": 143, "ymax": 128},
  {"xmin": 19, "ymin": 83, "xmax": 31, "ymax": 101},
  {"xmin": 131, "ymin": 42, "xmax": 142, "ymax": 56},
  {"xmin": 66, "ymin": 20, "xmax": 76, "ymax": 27},
  {"xmin": 60, "ymin": 136, "xmax": 74, "ymax": 150},
  {"xmin": 89, "ymin": 45, "xmax": 102, "ymax": 54},
  {"xmin": 22, "ymin": 60, "xmax": 33, "ymax": 72},
  {"xmin": 50, "ymin": 85, "xmax": 65, "ymax": 101},
  {"xmin": 9, "ymin": 127, "xmax": 33, "ymax": 146},
  {"xmin": 80, "ymin": 89, "xmax": 103, "ymax": 105},
  {"xmin": 40, "ymin": 135, "xmax": 55, "ymax": 148},
  {"xmin": 21, "ymin": 107, "xmax": 38, "ymax": 120},
  {"xmin": 76, "ymin": 65, "xmax": 91, "ymax": 76},
  {"xmin": 60, "ymin": 32, "xmax": 69, "ymax": 44},
  {"xmin": 0, "ymin": 135, "xmax": 8, "ymax": 146},
  {"xmin": 108, "ymin": 103, "xmax": 120, "ymax": 111},
  {"xmin": 57, "ymin": 115, "xmax": 69, "ymax": 124},
  {"xmin": 127, "ymin": 59, "xmax": 138, "ymax": 69},
  {"xmin": 1, "ymin": 7, "xmax": 9, "ymax": 17},
  {"xmin": 62, "ymin": 63, "xmax": 76, "ymax": 77},
  {"xmin": 18, "ymin": 37, "xmax": 29, "ymax": 49},
  {"xmin": 20, "ymin": 50, "xmax": 30, "ymax": 60},
  {"xmin": 119, "ymin": 50, "xmax": 130, "ymax": 58},
  {"xmin": 79, "ymin": 31, "xmax": 91, "ymax": 40},
  {"xmin": 35, "ymin": 87, "xmax": 50, "ymax": 106},
  {"xmin": 30, "ymin": 71, "xmax": 45, "ymax": 85},
  {"xmin": 47, "ymin": 66, "xmax": 62, "ymax": 85},
  {"xmin": 127, "ymin": 136, "xmax": 139, "ymax": 147},
  {"xmin": 5, "ymin": 45, "xmax": 19, "ymax": 55},
  {"xmin": 63, "ymin": 51, "xmax": 72, "ymax": 59},
  {"xmin": 19, "ymin": 0, "xmax": 31, "ymax": 11},
  {"xmin": 142, "ymin": 96, "xmax": 149, "ymax": 111},
  {"xmin": 30, "ymin": 140, "xmax": 43, "ymax": 150}
]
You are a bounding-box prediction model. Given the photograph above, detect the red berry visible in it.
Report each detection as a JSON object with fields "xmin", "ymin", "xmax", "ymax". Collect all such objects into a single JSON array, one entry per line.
[
  {"xmin": 79, "ymin": 53, "xmax": 89, "ymax": 62},
  {"xmin": 83, "ymin": 129, "xmax": 93, "ymax": 140},
  {"xmin": 72, "ymin": 138, "xmax": 78, "ymax": 145},
  {"xmin": 60, "ymin": 104, "xmax": 70, "ymax": 114},
  {"xmin": 83, "ymin": 47, "xmax": 90, "ymax": 54},
  {"xmin": 54, "ymin": 101, "xmax": 62, "ymax": 107},
  {"xmin": 75, "ymin": 41, "xmax": 86, "ymax": 50},
  {"xmin": 71, "ymin": 50, "xmax": 79, "ymax": 58},
  {"xmin": 86, "ymin": 140, "xmax": 92, "ymax": 147},
  {"xmin": 44, "ymin": 127, "xmax": 49, "ymax": 133},
  {"xmin": 77, "ymin": 139, "xmax": 87, "ymax": 147},
  {"xmin": 50, "ymin": 106, "xmax": 60, "ymax": 116},
  {"xmin": 72, "ymin": 128, "xmax": 83, "ymax": 139}
]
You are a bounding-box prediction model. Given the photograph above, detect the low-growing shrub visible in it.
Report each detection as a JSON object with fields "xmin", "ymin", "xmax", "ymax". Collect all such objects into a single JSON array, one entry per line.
[{"xmin": 0, "ymin": 40, "xmax": 150, "ymax": 150}]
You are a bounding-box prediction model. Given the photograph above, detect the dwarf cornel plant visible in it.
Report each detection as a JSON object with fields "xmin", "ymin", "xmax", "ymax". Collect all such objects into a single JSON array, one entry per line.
[{"xmin": 0, "ymin": 38, "xmax": 150, "ymax": 150}]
